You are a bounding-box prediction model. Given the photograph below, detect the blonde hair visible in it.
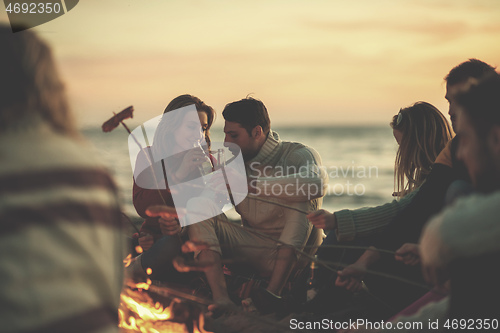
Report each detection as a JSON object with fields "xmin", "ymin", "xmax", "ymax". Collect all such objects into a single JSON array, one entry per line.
[
  {"xmin": 0, "ymin": 25, "xmax": 77, "ymax": 137},
  {"xmin": 391, "ymin": 102, "xmax": 453, "ymax": 198}
]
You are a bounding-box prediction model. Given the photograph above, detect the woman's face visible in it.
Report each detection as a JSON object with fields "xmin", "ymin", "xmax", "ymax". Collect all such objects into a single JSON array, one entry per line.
[
  {"xmin": 174, "ymin": 111, "xmax": 209, "ymax": 151},
  {"xmin": 393, "ymin": 129, "xmax": 403, "ymax": 146}
]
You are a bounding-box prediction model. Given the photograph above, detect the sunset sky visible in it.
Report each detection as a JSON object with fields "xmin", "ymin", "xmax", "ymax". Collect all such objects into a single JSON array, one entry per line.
[{"xmin": 1, "ymin": 0, "xmax": 500, "ymax": 128}]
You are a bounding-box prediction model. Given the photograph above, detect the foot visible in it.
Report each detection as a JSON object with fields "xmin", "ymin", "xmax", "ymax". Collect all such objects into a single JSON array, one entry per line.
[
  {"xmin": 241, "ymin": 298, "xmax": 258, "ymax": 313},
  {"xmin": 250, "ymin": 288, "xmax": 283, "ymax": 315}
]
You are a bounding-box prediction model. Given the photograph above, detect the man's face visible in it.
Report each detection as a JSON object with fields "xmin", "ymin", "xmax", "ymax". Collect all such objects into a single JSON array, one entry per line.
[
  {"xmin": 223, "ymin": 121, "xmax": 260, "ymax": 161},
  {"xmin": 456, "ymin": 108, "xmax": 497, "ymax": 192},
  {"xmin": 446, "ymin": 82, "xmax": 469, "ymax": 132}
]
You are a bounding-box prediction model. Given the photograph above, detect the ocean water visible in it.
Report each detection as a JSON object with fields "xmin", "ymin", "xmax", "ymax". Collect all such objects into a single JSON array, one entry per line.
[{"xmin": 82, "ymin": 125, "xmax": 399, "ymax": 220}]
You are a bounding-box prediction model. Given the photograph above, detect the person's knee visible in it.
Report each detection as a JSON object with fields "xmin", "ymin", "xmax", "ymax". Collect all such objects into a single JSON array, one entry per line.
[{"xmin": 185, "ymin": 197, "xmax": 221, "ymax": 226}]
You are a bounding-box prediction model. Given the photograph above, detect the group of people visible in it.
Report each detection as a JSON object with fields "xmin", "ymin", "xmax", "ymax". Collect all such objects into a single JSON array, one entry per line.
[
  {"xmin": 2, "ymin": 23, "xmax": 500, "ymax": 333},
  {"xmin": 128, "ymin": 57, "xmax": 500, "ymax": 331}
]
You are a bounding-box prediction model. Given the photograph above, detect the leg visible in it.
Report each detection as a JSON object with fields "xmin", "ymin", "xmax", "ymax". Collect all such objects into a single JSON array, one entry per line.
[
  {"xmin": 197, "ymin": 249, "xmax": 232, "ymax": 304},
  {"xmin": 186, "ymin": 197, "xmax": 235, "ymax": 307}
]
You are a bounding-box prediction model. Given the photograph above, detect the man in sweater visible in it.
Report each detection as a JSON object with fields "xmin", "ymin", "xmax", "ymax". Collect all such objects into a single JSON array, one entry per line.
[{"xmin": 187, "ymin": 97, "xmax": 328, "ymax": 313}]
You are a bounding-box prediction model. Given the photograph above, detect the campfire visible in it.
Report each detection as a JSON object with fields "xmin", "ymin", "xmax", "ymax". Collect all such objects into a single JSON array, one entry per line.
[
  {"xmin": 120, "ymin": 252, "xmax": 211, "ymax": 333},
  {"xmin": 119, "ymin": 282, "xmax": 211, "ymax": 333}
]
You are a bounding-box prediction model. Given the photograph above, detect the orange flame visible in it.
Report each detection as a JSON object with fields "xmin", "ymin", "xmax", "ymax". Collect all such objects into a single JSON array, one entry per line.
[{"xmin": 119, "ymin": 284, "xmax": 212, "ymax": 333}]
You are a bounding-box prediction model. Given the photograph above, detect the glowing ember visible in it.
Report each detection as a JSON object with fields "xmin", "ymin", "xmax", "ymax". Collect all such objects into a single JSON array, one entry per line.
[
  {"xmin": 123, "ymin": 254, "xmax": 133, "ymax": 268},
  {"xmin": 135, "ymin": 246, "xmax": 144, "ymax": 254},
  {"xmin": 146, "ymin": 268, "xmax": 153, "ymax": 275}
]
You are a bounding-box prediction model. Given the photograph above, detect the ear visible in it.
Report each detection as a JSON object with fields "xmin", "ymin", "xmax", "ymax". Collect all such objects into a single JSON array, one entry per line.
[{"xmin": 252, "ymin": 125, "xmax": 263, "ymax": 138}]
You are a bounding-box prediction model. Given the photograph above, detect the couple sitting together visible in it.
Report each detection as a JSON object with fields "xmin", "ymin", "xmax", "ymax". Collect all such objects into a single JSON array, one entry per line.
[
  {"xmin": 128, "ymin": 83, "xmax": 460, "ymax": 319},
  {"xmin": 128, "ymin": 95, "xmax": 327, "ymax": 314}
]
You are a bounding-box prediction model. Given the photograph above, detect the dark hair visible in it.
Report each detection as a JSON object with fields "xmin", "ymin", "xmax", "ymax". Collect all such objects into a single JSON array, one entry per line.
[
  {"xmin": 0, "ymin": 24, "xmax": 76, "ymax": 136},
  {"xmin": 163, "ymin": 94, "xmax": 215, "ymax": 147},
  {"xmin": 222, "ymin": 97, "xmax": 270, "ymax": 136},
  {"xmin": 456, "ymin": 72, "xmax": 500, "ymax": 138},
  {"xmin": 445, "ymin": 59, "xmax": 496, "ymax": 86}
]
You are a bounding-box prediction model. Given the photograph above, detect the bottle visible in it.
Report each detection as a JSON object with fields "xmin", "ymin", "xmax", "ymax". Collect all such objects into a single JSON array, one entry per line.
[{"xmin": 306, "ymin": 255, "xmax": 319, "ymax": 302}]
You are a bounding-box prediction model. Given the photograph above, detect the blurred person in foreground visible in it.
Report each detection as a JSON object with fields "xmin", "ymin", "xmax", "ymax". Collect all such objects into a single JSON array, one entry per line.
[
  {"xmin": 0, "ymin": 25, "xmax": 125, "ymax": 333},
  {"xmin": 420, "ymin": 71, "xmax": 500, "ymax": 324}
]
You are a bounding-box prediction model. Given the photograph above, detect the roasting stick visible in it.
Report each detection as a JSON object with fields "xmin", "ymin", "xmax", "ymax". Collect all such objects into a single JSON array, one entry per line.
[
  {"xmin": 102, "ymin": 106, "xmax": 169, "ymax": 207},
  {"xmin": 103, "ymin": 107, "xmax": 173, "ymax": 237}
]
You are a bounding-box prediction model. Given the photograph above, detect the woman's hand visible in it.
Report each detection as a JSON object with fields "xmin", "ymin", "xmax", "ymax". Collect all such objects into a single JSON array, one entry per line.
[
  {"xmin": 138, "ymin": 233, "xmax": 154, "ymax": 252},
  {"xmin": 335, "ymin": 246, "xmax": 381, "ymax": 292},
  {"xmin": 146, "ymin": 205, "xmax": 182, "ymax": 236},
  {"xmin": 306, "ymin": 209, "xmax": 336, "ymax": 230},
  {"xmin": 335, "ymin": 262, "xmax": 367, "ymax": 292},
  {"xmin": 175, "ymin": 148, "xmax": 210, "ymax": 181},
  {"xmin": 159, "ymin": 216, "xmax": 182, "ymax": 236}
]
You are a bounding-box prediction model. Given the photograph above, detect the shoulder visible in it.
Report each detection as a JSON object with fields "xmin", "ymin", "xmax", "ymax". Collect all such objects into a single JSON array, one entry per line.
[
  {"xmin": 280, "ymin": 140, "xmax": 322, "ymax": 164},
  {"xmin": 433, "ymin": 191, "xmax": 500, "ymax": 256},
  {"xmin": 434, "ymin": 139, "xmax": 454, "ymax": 167},
  {"xmin": 0, "ymin": 127, "xmax": 111, "ymax": 176},
  {"xmin": 0, "ymin": 127, "xmax": 119, "ymax": 199}
]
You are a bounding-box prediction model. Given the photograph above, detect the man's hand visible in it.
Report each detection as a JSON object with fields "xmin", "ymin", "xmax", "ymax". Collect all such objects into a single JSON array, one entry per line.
[
  {"xmin": 395, "ymin": 243, "xmax": 421, "ymax": 266},
  {"xmin": 306, "ymin": 209, "xmax": 336, "ymax": 230},
  {"xmin": 146, "ymin": 205, "xmax": 182, "ymax": 236}
]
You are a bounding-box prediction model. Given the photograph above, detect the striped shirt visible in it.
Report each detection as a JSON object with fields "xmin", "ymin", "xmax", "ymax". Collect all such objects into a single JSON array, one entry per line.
[{"xmin": 0, "ymin": 124, "xmax": 126, "ymax": 333}]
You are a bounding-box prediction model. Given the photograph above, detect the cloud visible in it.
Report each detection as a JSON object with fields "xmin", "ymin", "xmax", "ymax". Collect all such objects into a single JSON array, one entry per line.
[{"xmin": 302, "ymin": 19, "xmax": 469, "ymax": 44}]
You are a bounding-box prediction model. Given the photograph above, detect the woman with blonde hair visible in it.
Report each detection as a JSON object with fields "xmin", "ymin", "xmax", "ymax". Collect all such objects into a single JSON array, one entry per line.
[
  {"xmin": 390, "ymin": 102, "xmax": 453, "ymax": 198},
  {"xmin": 304, "ymin": 101, "xmax": 452, "ymax": 313},
  {"xmin": 308, "ymin": 101, "xmax": 453, "ymax": 241}
]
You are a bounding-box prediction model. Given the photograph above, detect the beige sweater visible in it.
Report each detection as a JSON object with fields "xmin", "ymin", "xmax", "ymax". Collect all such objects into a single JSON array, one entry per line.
[{"xmin": 238, "ymin": 130, "xmax": 328, "ymax": 249}]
